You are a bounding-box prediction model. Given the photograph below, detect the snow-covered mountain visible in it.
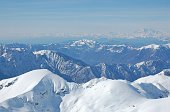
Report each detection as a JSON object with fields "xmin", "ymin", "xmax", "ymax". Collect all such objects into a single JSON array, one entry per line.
[
  {"xmin": 0, "ymin": 69, "xmax": 170, "ymax": 112},
  {"xmin": 41, "ymin": 39, "xmax": 170, "ymax": 65},
  {"xmin": 2, "ymin": 40, "xmax": 170, "ymax": 65},
  {"xmin": 0, "ymin": 48, "xmax": 95, "ymax": 83},
  {"xmin": 92, "ymin": 60, "xmax": 170, "ymax": 81},
  {"xmin": 132, "ymin": 28, "xmax": 166, "ymax": 38},
  {"xmin": 69, "ymin": 39, "xmax": 97, "ymax": 48},
  {"xmin": 0, "ymin": 36, "xmax": 169, "ymax": 111},
  {"xmin": 0, "ymin": 43, "xmax": 170, "ymax": 83}
]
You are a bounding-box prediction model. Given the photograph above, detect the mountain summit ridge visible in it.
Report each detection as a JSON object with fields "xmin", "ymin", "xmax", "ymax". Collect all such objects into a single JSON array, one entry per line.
[{"xmin": 0, "ymin": 69, "xmax": 170, "ymax": 112}]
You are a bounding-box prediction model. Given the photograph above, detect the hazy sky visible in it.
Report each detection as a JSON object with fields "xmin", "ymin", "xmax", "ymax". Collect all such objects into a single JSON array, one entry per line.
[{"xmin": 0, "ymin": 0, "xmax": 170, "ymax": 39}]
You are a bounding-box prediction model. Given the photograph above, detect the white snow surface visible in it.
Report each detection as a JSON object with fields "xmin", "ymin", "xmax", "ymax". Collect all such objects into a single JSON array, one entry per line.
[{"xmin": 0, "ymin": 69, "xmax": 170, "ymax": 112}]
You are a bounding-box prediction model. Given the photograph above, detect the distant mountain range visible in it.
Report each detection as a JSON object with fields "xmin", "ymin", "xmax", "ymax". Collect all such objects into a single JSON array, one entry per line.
[
  {"xmin": 0, "ymin": 38, "xmax": 170, "ymax": 112},
  {"xmin": 107, "ymin": 28, "xmax": 170, "ymax": 40},
  {"xmin": 57, "ymin": 39, "xmax": 170, "ymax": 65},
  {"xmin": 1, "ymin": 29, "xmax": 169, "ymax": 44},
  {"xmin": 0, "ymin": 40, "xmax": 170, "ymax": 83}
]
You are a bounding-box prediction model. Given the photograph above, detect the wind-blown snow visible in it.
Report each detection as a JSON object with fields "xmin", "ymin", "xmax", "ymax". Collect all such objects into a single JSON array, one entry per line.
[{"xmin": 0, "ymin": 69, "xmax": 170, "ymax": 112}]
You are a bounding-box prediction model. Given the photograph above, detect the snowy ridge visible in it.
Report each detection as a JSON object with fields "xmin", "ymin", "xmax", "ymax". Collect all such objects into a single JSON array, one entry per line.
[
  {"xmin": 70, "ymin": 39, "xmax": 96, "ymax": 48},
  {"xmin": 136, "ymin": 44, "xmax": 170, "ymax": 50},
  {"xmin": 137, "ymin": 44, "xmax": 160, "ymax": 50},
  {"xmin": 0, "ymin": 69, "xmax": 71, "ymax": 103},
  {"xmin": 62, "ymin": 39, "xmax": 170, "ymax": 65},
  {"xmin": 134, "ymin": 69, "xmax": 170, "ymax": 93},
  {"xmin": 33, "ymin": 50, "xmax": 52, "ymax": 55},
  {"xmin": 0, "ymin": 69, "xmax": 170, "ymax": 112}
]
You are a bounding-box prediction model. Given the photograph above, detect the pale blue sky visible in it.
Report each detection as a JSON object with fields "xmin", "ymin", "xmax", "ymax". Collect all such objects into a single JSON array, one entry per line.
[{"xmin": 0, "ymin": 0, "xmax": 170, "ymax": 38}]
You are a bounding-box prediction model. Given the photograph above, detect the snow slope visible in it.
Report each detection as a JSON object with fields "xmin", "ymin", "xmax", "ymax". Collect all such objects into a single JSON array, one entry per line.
[
  {"xmin": 61, "ymin": 79, "xmax": 145, "ymax": 112},
  {"xmin": 0, "ymin": 69, "xmax": 77, "ymax": 112},
  {"xmin": 0, "ymin": 69, "xmax": 170, "ymax": 112},
  {"xmin": 133, "ymin": 69, "xmax": 170, "ymax": 99}
]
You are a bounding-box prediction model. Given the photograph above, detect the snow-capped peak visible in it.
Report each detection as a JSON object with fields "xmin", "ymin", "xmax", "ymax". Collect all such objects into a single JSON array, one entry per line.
[
  {"xmin": 138, "ymin": 44, "xmax": 160, "ymax": 50},
  {"xmin": 106, "ymin": 28, "xmax": 170, "ymax": 40},
  {"xmin": 33, "ymin": 50, "xmax": 52, "ymax": 55},
  {"xmin": 70, "ymin": 39, "xmax": 96, "ymax": 48},
  {"xmin": 0, "ymin": 69, "xmax": 69, "ymax": 103},
  {"xmin": 131, "ymin": 28, "xmax": 168, "ymax": 38}
]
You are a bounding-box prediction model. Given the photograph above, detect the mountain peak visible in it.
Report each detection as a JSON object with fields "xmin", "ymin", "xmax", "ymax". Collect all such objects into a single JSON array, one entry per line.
[
  {"xmin": 132, "ymin": 28, "xmax": 164, "ymax": 38},
  {"xmin": 70, "ymin": 39, "xmax": 96, "ymax": 48},
  {"xmin": 106, "ymin": 28, "xmax": 170, "ymax": 39},
  {"xmin": 138, "ymin": 44, "xmax": 160, "ymax": 50},
  {"xmin": 0, "ymin": 69, "xmax": 68, "ymax": 103}
]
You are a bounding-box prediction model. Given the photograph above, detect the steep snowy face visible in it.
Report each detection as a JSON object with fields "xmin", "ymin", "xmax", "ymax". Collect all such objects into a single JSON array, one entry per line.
[
  {"xmin": 0, "ymin": 69, "xmax": 70, "ymax": 103},
  {"xmin": 0, "ymin": 69, "xmax": 77, "ymax": 112}
]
